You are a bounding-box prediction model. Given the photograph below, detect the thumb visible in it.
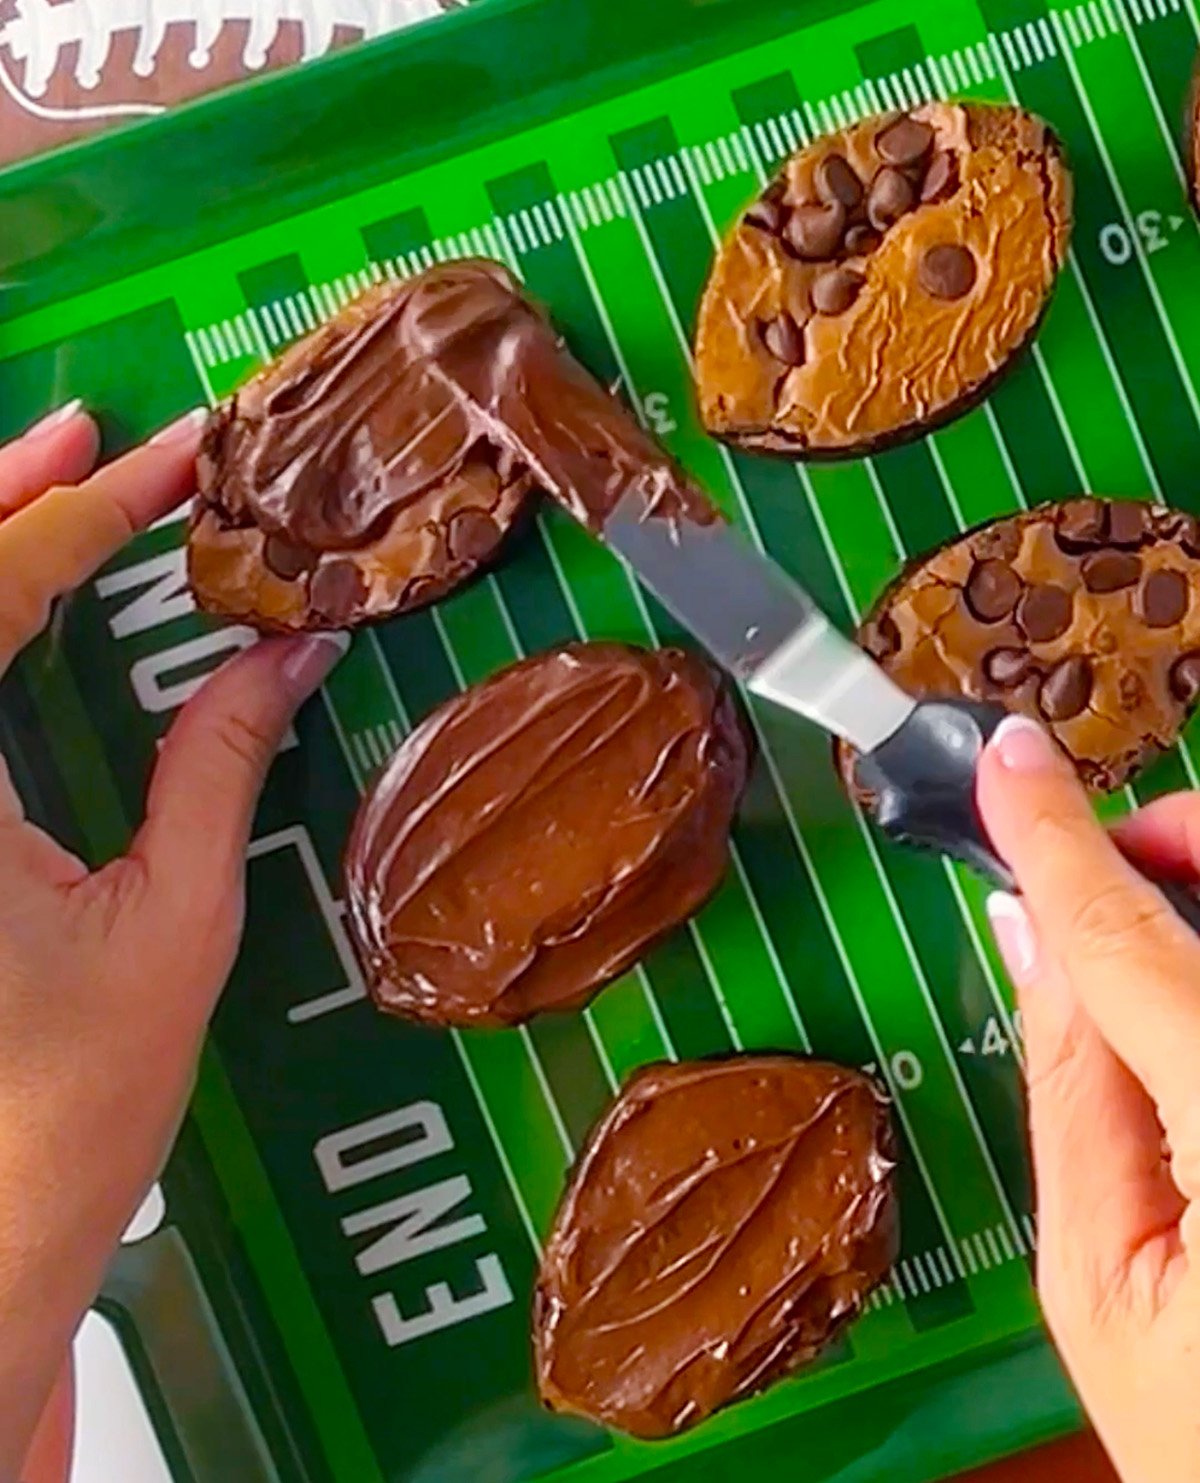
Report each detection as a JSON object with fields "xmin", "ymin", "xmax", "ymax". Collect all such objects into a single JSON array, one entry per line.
[
  {"xmin": 987, "ymin": 891, "xmax": 1184, "ymax": 1303},
  {"xmin": 977, "ymin": 713, "xmax": 1200, "ymax": 1169},
  {"xmin": 131, "ymin": 631, "xmax": 349, "ymax": 908}
]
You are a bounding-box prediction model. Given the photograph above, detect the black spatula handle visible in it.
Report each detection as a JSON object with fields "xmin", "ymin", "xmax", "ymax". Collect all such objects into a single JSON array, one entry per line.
[{"xmin": 854, "ymin": 698, "xmax": 1200, "ymax": 935}]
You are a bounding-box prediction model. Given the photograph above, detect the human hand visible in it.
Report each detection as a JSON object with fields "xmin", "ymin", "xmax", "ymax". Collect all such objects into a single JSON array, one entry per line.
[
  {"xmin": 978, "ymin": 716, "xmax": 1200, "ymax": 1483},
  {"xmin": 0, "ymin": 405, "xmax": 347, "ymax": 1474}
]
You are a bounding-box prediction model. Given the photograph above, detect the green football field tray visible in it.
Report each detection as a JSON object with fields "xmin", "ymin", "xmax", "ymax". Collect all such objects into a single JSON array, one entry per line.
[{"xmin": 4, "ymin": 0, "xmax": 1200, "ymax": 1475}]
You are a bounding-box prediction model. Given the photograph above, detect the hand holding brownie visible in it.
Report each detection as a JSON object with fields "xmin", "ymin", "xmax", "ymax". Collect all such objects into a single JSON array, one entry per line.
[
  {"xmin": 979, "ymin": 724, "xmax": 1200, "ymax": 1483},
  {"xmin": 0, "ymin": 407, "xmax": 345, "ymax": 1475}
]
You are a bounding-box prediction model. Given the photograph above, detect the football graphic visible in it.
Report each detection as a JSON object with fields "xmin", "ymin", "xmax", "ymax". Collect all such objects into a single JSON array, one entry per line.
[{"xmin": 0, "ymin": 0, "xmax": 461, "ymax": 162}]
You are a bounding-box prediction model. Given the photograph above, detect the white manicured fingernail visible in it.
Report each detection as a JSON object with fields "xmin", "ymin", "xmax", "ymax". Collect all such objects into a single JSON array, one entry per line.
[
  {"xmin": 24, "ymin": 398, "xmax": 83, "ymax": 440},
  {"xmin": 148, "ymin": 407, "xmax": 207, "ymax": 446},
  {"xmin": 989, "ymin": 715, "xmax": 1060, "ymax": 774},
  {"xmin": 987, "ymin": 890, "xmax": 1039, "ymax": 982},
  {"xmin": 283, "ymin": 631, "xmax": 351, "ymax": 696}
]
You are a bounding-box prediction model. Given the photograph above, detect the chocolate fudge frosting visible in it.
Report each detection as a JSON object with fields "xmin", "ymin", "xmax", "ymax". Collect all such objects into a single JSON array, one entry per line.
[
  {"xmin": 535, "ymin": 1056, "xmax": 897, "ymax": 1439},
  {"xmin": 344, "ymin": 643, "xmax": 749, "ymax": 1027},
  {"xmin": 695, "ymin": 103, "xmax": 1072, "ymax": 455},
  {"xmin": 190, "ymin": 259, "xmax": 716, "ymax": 631},
  {"xmin": 840, "ymin": 499, "xmax": 1200, "ymax": 794}
]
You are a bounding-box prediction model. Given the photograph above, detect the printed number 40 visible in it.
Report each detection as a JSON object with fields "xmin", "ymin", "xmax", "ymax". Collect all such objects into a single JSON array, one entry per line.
[{"xmin": 1099, "ymin": 209, "xmax": 1171, "ymax": 266}]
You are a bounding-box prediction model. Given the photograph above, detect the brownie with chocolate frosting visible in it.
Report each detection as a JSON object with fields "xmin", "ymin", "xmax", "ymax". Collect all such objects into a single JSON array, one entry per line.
[
  {"xmin": 695, "ymin": 103, "xmax": 1072, "ymax": 456},
  {"xmin": 189, "ymin": 259, "xmax": 715, "ymax": 631},
  {"xmin": 535, "ymin": 1056, "xmax": 897, "ymax": 1439},
  {"xmin": 839, "ymin": 499, "xmax": 1200, "ymax": 794},
  {"xmin": 344, "ymin": 642, "xmax": 749, "ymax": 1027}
]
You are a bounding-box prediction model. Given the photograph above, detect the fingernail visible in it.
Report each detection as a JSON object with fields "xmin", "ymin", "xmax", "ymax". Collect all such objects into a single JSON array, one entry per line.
[
  {"xmin": 283, "ymin": 631, "xmax": 351, "ymax": 696},
  {"xmin": 987, "ymin": 890, "xmax": 1039, "ymax": 982},
  {"xmin": 989, "ymin": 714, "xmax": 1060, "ymax": 774},
  {"xmin": 24, "ymin": 398, "xmax": 83, "ymax": 440},
  {"xmin": 148, "ymin": 407, "xmax": 207, "ymax": 447}
]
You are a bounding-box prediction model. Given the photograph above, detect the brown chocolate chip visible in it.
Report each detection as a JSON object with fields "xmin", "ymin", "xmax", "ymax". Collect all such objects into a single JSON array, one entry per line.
[
  {"xmin": 263, "ymin": 533, "xmax": 317, "ymax": 581},
  {"xmin": 1039, "ymin": 656, "xmax": 1093, "ymax": 722},
  {"xmin": 761, "ymin": 313, "xmax": 807, "ymax": 366},
  {"xmin": 1170, "ymin": 653, "xmax": 1200, "ymax": 704},
  {"xmin": 864, "ymin": 612, "xmax": 901, "ymax": 661},
  {"xmin": 310, "ymin": 560, "xmax": 367, "ymax": 624},
  {"xmin": 816, "ymin": 153, "xmax": 863, "ymax": 209},
  {"xmin": 918, "ymin": 244, "xmax": 977, "ymax": 300},
  {"xmin": 1016, "ymin": 584, "xmax": 1073, "ymax": 643},
  {"xmin": 783, "ymin": 201, "xmax": 846, "ymax": 260},
  {"xmin": 448, "ymin": 508, "xmax": 502, "ymax": 562},
  {"xmin": 983, "ymin": 648, "xmax": 1034, "ymax": 688},
  {"xmin": 1138, "ymin": 568, "xmax": 1189, "ymax": 627},
  {"xmin": 811, "ymin": 267, "xmax": 865, "ymax": 316},
  {"xmin": 843, "ymin": 224, "xmax": 881, "ymax": 254},
  {"xmin": 1055, "ymin": 499, "xmax": 1109, "ymax": 552},
  {"xmin": 745, "ymin": 196, "xmax": 785, "ymax": 234},
  {"xmin": 964, "ymin": 559, "xmax": 1020, "ymax": 622},
  {"xmin": 875, "ymin": 115, "xmax": 934, "ymax": 167},
  {"xmin": 920, "ymin": 150, "xmax": 958, "ymax": 202},
  {"xmin": 1106, "ymin": 501, "xmax": 1151, "ymax": 548},
  {"xmin": 1082, "ymin": 550, "xmax": 1141, "ymax": 593},
  {"xmin": 866, "ymin": 167, "xmax": 915, "ymax": 231}
]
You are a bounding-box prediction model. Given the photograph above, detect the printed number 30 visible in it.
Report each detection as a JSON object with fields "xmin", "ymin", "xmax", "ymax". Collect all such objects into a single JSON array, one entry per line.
[{"xmin": 1099, "ymin": 209, "xmax": 1170, "ymax": 265}]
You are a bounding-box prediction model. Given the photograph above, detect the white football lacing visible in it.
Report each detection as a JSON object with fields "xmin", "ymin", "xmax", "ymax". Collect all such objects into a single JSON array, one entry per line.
[{"xmin": 0, "ymin": 0, "xmax": 446, "ymax": 102}]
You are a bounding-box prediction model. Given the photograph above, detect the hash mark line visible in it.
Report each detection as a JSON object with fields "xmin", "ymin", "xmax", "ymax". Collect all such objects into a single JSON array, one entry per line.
[
  {"xmin": 936, "ymin": 1245, "xmax": 957, "ymax": 1284},
  {"xmin": 244, "ymin": 308, "xmax": 271, "ymax": 362},
  {"xmin": 193, "ymin": 325, "xmax": 216, "ymax": 366},
  {"xmin": 210, "ymin": 319, "xmax": 234, "ymax": 362},
  {"xmin": 183, "ymin": 331, "xmax": 216, "ymax": 406},
  {"xmin": 234, "ymin": 314, "xmax": 255, "ymax": 358},
  {"xmin": 268, "ymin": 301, "xmax": 291, "ymax": 345},
  {"xmin": 997, "ymin": 1223, "xmax": 1018, "ymax": 1259},
  {"xmin": 983, "ymin": 1226, "xmax": 1005, "ymax": 1267},
  {"xmin": 1077, "ymin": 3, "xmax": 1096, "ymax": 41},
  {"xmin": 912, "ymin": 60, "xmax": 935, "ymax": 98},
  {"xmin": 960, "ymin": 1238, "xmax": 979, "ymax": 1275},
  {"xmin": 972, "ymin": 1231, "xmax": 994, "ymax": 1270},
  {"xmin": 950, "ymin": 48, "xmax": 972, "ymax": 91},
  {"xmin": 284, "ymin": 298, "xmax": 306, "ymax": 340}
]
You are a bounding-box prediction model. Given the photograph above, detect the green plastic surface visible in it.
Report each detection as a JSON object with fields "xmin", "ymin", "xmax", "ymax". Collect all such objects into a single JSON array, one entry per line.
[{"xmin": 7, "ymin": 0, "xmax": 1200, "ymax": 1475}]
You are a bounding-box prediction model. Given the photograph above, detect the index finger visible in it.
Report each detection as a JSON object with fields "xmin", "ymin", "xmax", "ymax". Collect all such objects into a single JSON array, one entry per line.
[
  {"xmin": 0, "ymin": 411, "xmax": 205, "ymax": 676},
  {"xmin": 1112, "ymin": 792, "xmax": 1200, "ymax": 884}
]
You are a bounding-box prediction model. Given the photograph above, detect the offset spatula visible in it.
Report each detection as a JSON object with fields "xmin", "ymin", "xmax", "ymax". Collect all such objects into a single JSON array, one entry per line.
[{"xmin": 596, "ymin": 487, "xmax": 1200, "ymax": 931}]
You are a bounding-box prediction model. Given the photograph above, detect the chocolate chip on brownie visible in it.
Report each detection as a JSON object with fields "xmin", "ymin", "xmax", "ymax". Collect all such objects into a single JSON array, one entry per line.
[
  {"xmin": 695, "ymin": 103, "xmax": 1072, "ymax": 456},
  {"xmin": 836, "ymin": 499, "xmax": 1200, "ymax": 795}
]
